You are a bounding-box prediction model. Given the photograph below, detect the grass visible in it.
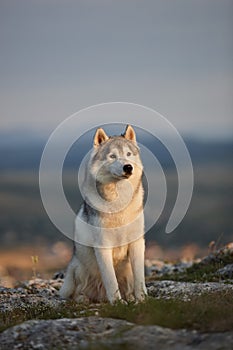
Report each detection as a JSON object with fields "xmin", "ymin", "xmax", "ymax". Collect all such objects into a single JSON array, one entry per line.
[
  {"xmin": 149, "ymin": 263, "xmax": 225, "ymax": 283},
  {"xmin": 0, "ymin": 301, "xmax": 95, "ymax": 333},
  {"xmin": 99, "ymin": 291, "xmax": 233, "ymax": 332},
  {"xmin": 1, "ymin": 290, "xmax": 233, "ymax": 333},
  {"xmin": 149, "ymin": 248, "xmax": 233, "ymax": 283}
]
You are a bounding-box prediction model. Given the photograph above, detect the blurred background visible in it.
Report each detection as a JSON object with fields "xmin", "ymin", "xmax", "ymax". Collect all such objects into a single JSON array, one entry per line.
[{"xmin": 0, "ymin": 0, "xmax": 232, "ymax": 285}]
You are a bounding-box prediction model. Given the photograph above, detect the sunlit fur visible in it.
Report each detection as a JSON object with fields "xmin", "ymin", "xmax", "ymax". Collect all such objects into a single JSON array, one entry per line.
[{"xmin": 60, "ymin": 125, "xmax": 147, "ymax": 304}]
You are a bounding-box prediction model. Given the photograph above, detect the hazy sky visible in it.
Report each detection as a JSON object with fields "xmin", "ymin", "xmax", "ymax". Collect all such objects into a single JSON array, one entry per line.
[{"xmin": 0, "ymin": 0, "xmax": 232, "ymax": 138}]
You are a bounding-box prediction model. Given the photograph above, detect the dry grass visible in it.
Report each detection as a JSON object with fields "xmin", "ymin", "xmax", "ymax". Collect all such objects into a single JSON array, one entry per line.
[{"xmin": 0, "ymin": 243, "xmax": 72, "ymax": 287}]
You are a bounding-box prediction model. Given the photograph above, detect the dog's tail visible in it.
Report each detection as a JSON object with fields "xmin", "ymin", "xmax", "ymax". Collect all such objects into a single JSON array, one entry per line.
[{"xmin": 59, "ymin": 261, "xmax": 76, "ymax": 299}]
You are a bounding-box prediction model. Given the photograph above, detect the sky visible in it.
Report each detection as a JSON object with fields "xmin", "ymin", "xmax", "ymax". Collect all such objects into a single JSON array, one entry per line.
[{"xmin": 0, "ymin": 0, "xmax": 233, "ymax": 139}]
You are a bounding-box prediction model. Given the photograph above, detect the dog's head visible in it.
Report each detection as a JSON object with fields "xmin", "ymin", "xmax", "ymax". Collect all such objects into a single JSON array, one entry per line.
[{"xmin": 90, "ymin": 125, "xmax": 143, "ymax": 184}]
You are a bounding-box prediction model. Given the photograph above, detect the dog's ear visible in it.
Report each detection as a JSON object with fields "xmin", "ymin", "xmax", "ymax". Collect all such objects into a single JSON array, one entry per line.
[
  {"xmin": 93, "ymin": 128, "xmax": 109, "ymax": 147},
  {"xmin": 123, "ymin": 125, "xmax": 136, "ymax": 142}
]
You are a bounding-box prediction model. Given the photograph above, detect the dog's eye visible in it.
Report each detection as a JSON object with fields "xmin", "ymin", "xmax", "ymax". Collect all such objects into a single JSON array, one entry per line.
[
  {"xmin": 127, "ymin": 152, "xmax": 131, "ymax": 157},
  {"xmin": 109, "ymin": 154, "xmax": 116, "ymax": 159}
]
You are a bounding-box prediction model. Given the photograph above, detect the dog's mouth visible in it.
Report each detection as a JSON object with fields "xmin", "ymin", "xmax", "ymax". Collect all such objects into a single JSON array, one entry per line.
[{"xmin": 113, "ymin": 173, "xmax": 131, "ymax": 180}]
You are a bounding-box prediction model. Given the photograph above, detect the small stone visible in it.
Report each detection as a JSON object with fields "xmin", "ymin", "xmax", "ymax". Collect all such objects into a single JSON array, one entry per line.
[{"xmin": 217, "ymin": 264, "xmax": 233, "ymax": 279}]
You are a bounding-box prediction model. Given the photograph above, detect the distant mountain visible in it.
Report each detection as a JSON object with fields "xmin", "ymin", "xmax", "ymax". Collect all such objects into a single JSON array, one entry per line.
[
  {"xmin": 0, "ymin": 129, "xmax": 232, "ymax": 170},
  {"xmin": 0, "ymin": 130, "xmax": 46, "ymax": 171}
]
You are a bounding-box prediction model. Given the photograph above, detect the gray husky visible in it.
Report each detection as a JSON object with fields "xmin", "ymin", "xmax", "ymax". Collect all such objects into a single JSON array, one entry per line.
[{"xmin": 60, "ymin": 125, "xmax": 147, "ymax": 304}]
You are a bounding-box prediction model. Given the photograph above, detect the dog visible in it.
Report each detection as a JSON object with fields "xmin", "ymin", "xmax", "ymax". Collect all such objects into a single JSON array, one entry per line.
[{"xmin": 59, "ymin": 125, "xmax": 147, "ymax": 304}]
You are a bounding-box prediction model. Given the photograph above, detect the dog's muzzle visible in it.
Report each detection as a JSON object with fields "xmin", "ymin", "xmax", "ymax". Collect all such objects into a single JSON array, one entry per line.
[{"xmin": 123, "ymin": 164, "xmax": 133, "ymax": 175}]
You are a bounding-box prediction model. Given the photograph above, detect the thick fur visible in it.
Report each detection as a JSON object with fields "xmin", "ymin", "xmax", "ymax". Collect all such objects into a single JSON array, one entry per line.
[{"xmin": 60, "ymin": 125, "xmax": 147, "ymax": 304}]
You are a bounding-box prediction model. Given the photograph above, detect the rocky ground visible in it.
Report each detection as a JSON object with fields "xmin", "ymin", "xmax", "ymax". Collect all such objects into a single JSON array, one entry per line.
[
  {"xmin": 0, "ymin": 244, "xmax": 233, "ymax": 350},
  {"xmin": 1, "ymin": 316, "xmax": 233, "ymax": 350}
]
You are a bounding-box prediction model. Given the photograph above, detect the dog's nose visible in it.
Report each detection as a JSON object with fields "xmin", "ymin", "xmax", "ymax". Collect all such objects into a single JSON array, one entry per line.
[{"xmin": 123, "ymin": 164, "xmax": 133, "ymax": 174}]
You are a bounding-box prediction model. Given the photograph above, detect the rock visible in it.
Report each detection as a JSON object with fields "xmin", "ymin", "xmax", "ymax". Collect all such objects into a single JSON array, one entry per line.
[
  {"xmin": 0, "ymin": 278, "xmax": 64, "ymax": 313},
  {"xmin": 120, "ymin": 325, "xmax": 233, "ymax": 350},
  {"xmin": 0, "ymin": 317, "xmax": 133, "ymax": 350},
  {"xmin": 0, "ymin": 316, "xmax": 232, "ymax": 350},
  {"xmin": 145, "ymin": 260, "xmax": 193, "ymax": 277},
  {"xmin": 147, "ymin": 280, "xmax": 233, "ymax": 301},
  {"xmin": 217, "ymin": 264, "xmax": 233, "ymax": 279},
  {"xmin": 145, "ymin": 242, "xmax": 233, "ymax": 279},
  {"xmin": 199, "ymin": 243, "xmax": 233, "ymax": 267}
]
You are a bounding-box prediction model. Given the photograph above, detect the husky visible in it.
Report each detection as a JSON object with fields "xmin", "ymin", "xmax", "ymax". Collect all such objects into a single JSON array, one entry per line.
[{"xmin": 59, "ymin": 125, "xmax": 147, "ymax": 304}]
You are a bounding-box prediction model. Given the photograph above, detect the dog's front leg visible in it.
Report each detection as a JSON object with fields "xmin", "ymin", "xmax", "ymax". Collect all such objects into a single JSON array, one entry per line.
[
  {"xmin": 129, "ymin": 237, "xmax": 147, "ymax": 302},
  {"xmin": 94, "ymin": 248, "xmax": 121, "ymax": 304}
]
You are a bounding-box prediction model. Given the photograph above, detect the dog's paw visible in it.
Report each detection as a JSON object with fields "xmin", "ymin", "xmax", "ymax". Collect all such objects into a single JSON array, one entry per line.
[
  {"xmin": 108, "ymin": 289, "xmax": 122, "ymax": 305},
  {"xmin": 126, "ymin": 294, "xmax": 135, "ymax": 303},
  {"xmin": 134, "ymin": 290, "xmax": 148, "ymax": 303},
  {"xmin": 134, "ymin": 283, "xmax": 148, "ymax": 303}
]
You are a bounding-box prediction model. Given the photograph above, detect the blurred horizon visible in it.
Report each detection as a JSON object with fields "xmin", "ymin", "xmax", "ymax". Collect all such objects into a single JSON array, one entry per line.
[{"xmin": 0, "ymin": 127, "xmax": 232, "ymax": 249}]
